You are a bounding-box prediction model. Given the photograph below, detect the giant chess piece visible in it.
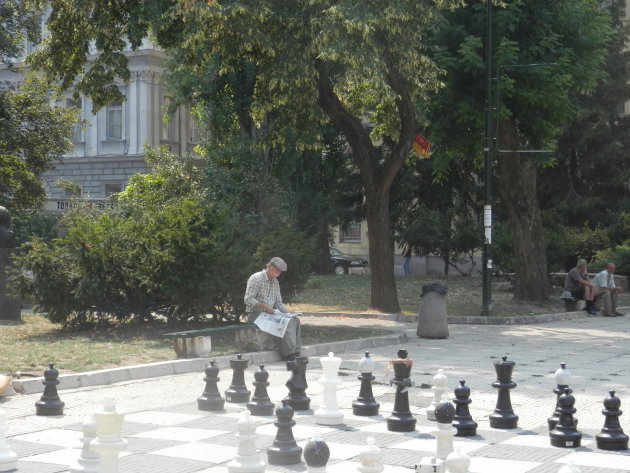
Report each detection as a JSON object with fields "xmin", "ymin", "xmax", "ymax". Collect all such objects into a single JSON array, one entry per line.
[
  {"xmin": 426, "ymin": 369, "xmax": 448, "ymax": 421},
  {"xmin": 417, "ymin": 394, "xmax": 456, "ymax": 473},
  {"xmin": 315, "ymin": 352, "xmax": 344, "ymax": 425},
  {"xmin": 198, "ymin": 360, "xmax": 225, "ymax": 411},
  {"xmin": 69, "ymin": 414, "xmax": 99, "ymax": 473},
  {"xmin": 225, "ymin": 354, "xmax": 251, "ymax": 403},
  {"xmin": 284, "ymin": 356, "xmax": 310, "ymax": 411},
  {"xmin": 352, "ymin": 352, "xmax": 380, "ymax": 416},
  {"xmin": 548, "ymin": 363, "xmax": 574, "ymax": 430},
  {"xmin": 445, "ymin": 448, "xmax": 471, "ymax": 473},
  {"xmin": 90, "ymin": 397, "xmax": 128, "ymax": 473},
  {"xmin": 549, "ymin": 388, "xmax": 582, "ymax": 448},
  {"xmin": 247, "ymin": 364, "xmax": 275, "ymax": 416},
  {"xmin": 595, "ymin": 390, "xmax": 629, "ymax": 450},
  {"xmin": 227, "ymin": 410, "xmax": 266, "ymax": 473},
  {"xmin": 386, "ymin": 349, "xmax": 416, "ymax": 432},
  {"xmin": 489, "ymin": 356, "xmax": 518, "ymax": 429},
  {"xmin": 452, "ymin": 380, "xmax": 477, "ymax": 437},
  {"xmin": 35, "ymin": 363, "xmax": 65, "ymax": 416},
  {"xmin": 267, "ymin": 399, "xmax": 303, "ymax": 465},
  {"xmin": 357, "ymin": 437, "xmax": 384, "ymax": 473},
  {"xmin": 0, "ymin": 407, "xmax": 17, "ymax": 473},
  {"xmin": 303, "ymin": 434, "xmax": 330, "ymax": 473}
]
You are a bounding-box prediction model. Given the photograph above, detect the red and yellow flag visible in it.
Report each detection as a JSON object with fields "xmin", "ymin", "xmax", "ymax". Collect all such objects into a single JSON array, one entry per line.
[{"xmin": 412, "ymin": 133, "xmax": 431, "ymax": 158}]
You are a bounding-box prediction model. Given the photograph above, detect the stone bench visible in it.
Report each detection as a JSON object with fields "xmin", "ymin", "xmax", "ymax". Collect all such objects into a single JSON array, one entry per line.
[
  {"xmin": 162, "ymin": 324, "xmax": 276, "ymax": 358},
  {"xmin": 560, "ymin": 291, "xmax": 581, "ymax": 312}
]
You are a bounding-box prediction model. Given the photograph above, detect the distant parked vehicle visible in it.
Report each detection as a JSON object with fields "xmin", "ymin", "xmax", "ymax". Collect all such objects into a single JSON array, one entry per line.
[{"xmin": 329, "ymin": 247, "xmax": 368, "ymax": 275}]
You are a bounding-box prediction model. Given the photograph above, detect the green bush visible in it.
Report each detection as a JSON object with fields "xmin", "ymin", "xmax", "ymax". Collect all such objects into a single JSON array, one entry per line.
[
  {"xmin": 11, "ymin": 148, "xmax": 313, "ymax": 327},
  {"xmin": 594, "ymin": 242, "xmax": 630, "ymax": 276}
]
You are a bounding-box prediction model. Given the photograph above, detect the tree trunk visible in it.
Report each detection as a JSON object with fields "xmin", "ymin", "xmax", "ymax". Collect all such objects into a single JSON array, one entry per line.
[
  {"xmin": 497, "ymin": 152, "xmax": 550, "ymax": 301},
  {"xmin": 365, "ymin": 186, "xmax": 400, "ymax": 313}
]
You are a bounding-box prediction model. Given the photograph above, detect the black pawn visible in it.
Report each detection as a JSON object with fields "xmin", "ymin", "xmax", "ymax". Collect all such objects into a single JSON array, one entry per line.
[
  {"xmin": 453, "ymin": 380, "xmax": 477, "ymax": 436},
  {"xmin": 284, "ymin": 356, "xmax": 310, "ymax": 410},
  {"xmin": 489, "ymin": 356, "xmax": 518, "ymax": 429},
  {"xmin": 352, "ymin": 352, "xmax": 380, "ymax": 416},
  {"xmin": 596, "ymin": 390, "xmax": 629, "ymax": 450},
  {"xmin": 225, "ymin": 353, "xmax": 251, "ymax": 403},
  {"xmin": 549, "ymin": 388, "xmax": 582, "ymax": 448},
  {"xmin": 548, "ymin": 363, "xmax": 574, "ymax": 431},
  {"xmin": 197, "ymin": 360, "xmax": 225, "ymax": 411},
  {"xmin": 267, "ymin": 399, "xmax": 303, "ymax": 465},
  {"xmin": 387, "ymin": 349, "xmax": 416, "ymax": 432},
  {"xmin": 247, "ymin": 364, "xmax": 275, "ymax": 416},
  {"xmin": 35, "ymin": 363, "xmax": 64, "ymax": 416}
]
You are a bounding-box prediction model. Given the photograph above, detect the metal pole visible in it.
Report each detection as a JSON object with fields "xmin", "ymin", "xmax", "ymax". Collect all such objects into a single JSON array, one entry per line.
[{"xmin": 481, "ymin": 0, "xmax": 493, "ymax": 316}]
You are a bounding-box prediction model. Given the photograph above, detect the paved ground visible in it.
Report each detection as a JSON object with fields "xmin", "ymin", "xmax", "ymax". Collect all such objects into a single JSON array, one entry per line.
[{"xmin": 2, "ymin": 310, "xmax": 630, "ymax": 472}]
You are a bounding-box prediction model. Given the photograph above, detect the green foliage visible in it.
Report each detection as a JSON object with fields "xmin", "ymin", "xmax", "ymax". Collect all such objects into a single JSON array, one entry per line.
[
  {"xmin": 595, "ymin": 242, "xmax": 630, "ymax": 276},
  {"xmin": 11, "ymin": 148, "xmax": 313, "ymax": 327},
  {"xmin": 392, "ymin": 158, "xmax": 482, "ymax": 276},
  {"xmin": 0, "ymin": 74, "xmax": 76, "ymax": 211},
  {"xmin": 10, "ymin": 210, "xmax": 59, "ymax": 247},
  {"xmin": 0, "ymin": 0, "xmax": 42, "ymax": 64}
]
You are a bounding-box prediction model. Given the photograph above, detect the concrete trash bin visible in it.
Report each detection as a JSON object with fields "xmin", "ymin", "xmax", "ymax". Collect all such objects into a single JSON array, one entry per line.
[{"xmin": 417, "ymin": 283, "xmax": 448, "ymax": 339}]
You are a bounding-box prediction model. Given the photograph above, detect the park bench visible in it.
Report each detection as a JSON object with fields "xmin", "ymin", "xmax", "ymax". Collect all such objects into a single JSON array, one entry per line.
[
  {"xmin": 560, "ymin": 291, "xmax": 581, "ymax": 312},
  {"xmin": 162, "ymin": 324, "xmax": 276, "ymax": 358}
]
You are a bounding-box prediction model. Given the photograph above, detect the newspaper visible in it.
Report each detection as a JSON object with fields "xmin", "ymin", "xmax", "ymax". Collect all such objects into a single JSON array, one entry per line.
[{"xmin": 253, "ymin": 310, "xmax": 302, "ymax": 338}]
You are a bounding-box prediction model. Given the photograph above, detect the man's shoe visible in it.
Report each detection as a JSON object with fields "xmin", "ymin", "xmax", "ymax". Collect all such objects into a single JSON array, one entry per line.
[
  {"xmin": 602, "ymin": 312, "xmax": 616, "ymax": 317},
  {"xmin": 587, "ymin": 307, "xmax": 599, "ymax": 315},
  {"xmin": 613, "ymin": 310, "xmax": 626, "ymax": 316}
]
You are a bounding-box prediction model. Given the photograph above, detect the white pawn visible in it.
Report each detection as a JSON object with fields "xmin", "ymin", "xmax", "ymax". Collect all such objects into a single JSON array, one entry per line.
[
  {"xmin": 558, "ymin": 462, "xmax": 582, "ymax": 473},
  {"xmin": 90, "ymin": 397, "xmax": 127, "ymax": 473},
  {"xmin": 427, "ymin": 369, "xmax": 448, "ymax": 421},
  {"xmin": 227, "ymin": 410, "xmax": 265, "ymax": 473},
  {"xmin": 69, "ymin": 414, "xmax": 99, "ymax": 473},
  {"xmin": 0, "ymin": 407, "xmax": 17, "ymax": 473},
  {"xmin": 315, "ymin": 352, "xmax": 344, "ymax": 425},
  {"xmin": 445, "ymin": 448, "xmax": 470, "ymax": 473},
  {"xmin": 357, "ymin": 437, "xmax": 383, "ymax": 473}
]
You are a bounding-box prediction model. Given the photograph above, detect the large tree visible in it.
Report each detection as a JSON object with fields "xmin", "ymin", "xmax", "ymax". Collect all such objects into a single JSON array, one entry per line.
[
  {"xmin": 31, "ymin": 0, "xmax": 464, "ymax": 312},
  {"xmin": 428, "ymin": 0, "xmax": 612, "ymax": 301},
  {"xmin": 539, "ymin": 0, "xmax": 630, "ymax": 263},
  {"xmin": 0, "ymin": 1, "xmax": 75, "ymax": 211}
]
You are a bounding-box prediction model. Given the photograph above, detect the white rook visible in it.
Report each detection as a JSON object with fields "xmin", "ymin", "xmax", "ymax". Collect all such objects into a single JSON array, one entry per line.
[
  {"xmin": 90, "ymin": 397, "xmax": 127, "ymax": 473},
  {"xmin": 315, "ymin": 352, "xmax": 344, "ymax": 425}
]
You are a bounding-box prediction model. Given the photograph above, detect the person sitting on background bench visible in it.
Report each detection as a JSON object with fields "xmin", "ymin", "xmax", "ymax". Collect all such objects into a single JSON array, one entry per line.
[
  {"xmin": 564, "ymin": 259, "xmax": 598, "ymax": 315},
  {"xmin": 592, "ymin": 262, "xmax": 625, "ymax": 317}
]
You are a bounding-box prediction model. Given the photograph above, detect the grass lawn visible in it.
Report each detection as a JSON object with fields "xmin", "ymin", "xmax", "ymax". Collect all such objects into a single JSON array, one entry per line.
[
  {"xmin": 288, "ymin": 274, "xmax": 630, "ymax": 317},
  {"xmin": 0, "ymin": 314, "xmax": 388, "ymax": 374},
  {"xmin": 3, "ymin": 274, "xmax": 627, "ymax": 375}
]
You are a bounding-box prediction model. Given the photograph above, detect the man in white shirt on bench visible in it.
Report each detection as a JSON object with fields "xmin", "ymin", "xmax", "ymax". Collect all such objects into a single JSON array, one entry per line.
[{"xmin": 593, "ymin": 262, "xmax": 625, "ymax": 317}]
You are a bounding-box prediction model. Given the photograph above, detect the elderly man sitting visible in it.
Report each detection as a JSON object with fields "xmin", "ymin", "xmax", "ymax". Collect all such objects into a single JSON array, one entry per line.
[
  {"xmin": 593, "ymin": 262, "xmax": 625, "ymax": 317},
  {"xmin": 564, "ymin": 259, "xmax": 598, "ymax": 315},
  {"xmin": 244, "ymin": 257, "xmax": 302, "ymax": 361}
]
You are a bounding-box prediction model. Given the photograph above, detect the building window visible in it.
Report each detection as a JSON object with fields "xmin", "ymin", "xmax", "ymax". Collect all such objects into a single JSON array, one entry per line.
[
  {"xmin": 189, "ymin": 118, "xmax": 203, "ymax": 144},
  {"xmin": 339, "ymin": 222, "xmax": 361, "ymax": 243},
  {"xmin": 106, "ymin": 100, "xmax": 124, "ymax": 140},
  {"xmin": 161, "ymin": 97, "xmax": 178, "ymax": 142},
  {"xmin": 65, "ymin": 97, "xmax": 83, "ymax": 142},
  {"xmin": 104, "ymin": 182, "xmax": 123, "ymax": 197}
]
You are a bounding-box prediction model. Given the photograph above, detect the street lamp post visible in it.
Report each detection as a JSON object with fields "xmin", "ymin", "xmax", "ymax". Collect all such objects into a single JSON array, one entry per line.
[{"xmin": 481, "ymin": 0, "xmax": 493, "ymax": 317}]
